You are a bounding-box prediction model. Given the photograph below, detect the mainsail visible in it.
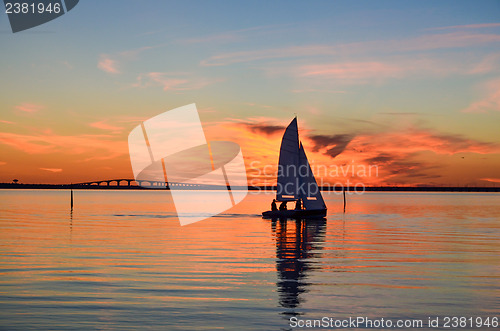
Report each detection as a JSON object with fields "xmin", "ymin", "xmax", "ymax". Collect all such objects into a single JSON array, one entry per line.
[
  {"xmin": 276, "ymin": 118, "xmax": 326, "ymax": 211},
  {"xmin": 276, "ymin": 118, "xmax": 299, "ymax": 202}
]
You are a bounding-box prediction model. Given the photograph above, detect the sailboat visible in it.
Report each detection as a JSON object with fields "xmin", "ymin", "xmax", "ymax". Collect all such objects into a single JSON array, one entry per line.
[{"xmin": 262, "ymin": 117, "xmax": 327, "ymax": 219}]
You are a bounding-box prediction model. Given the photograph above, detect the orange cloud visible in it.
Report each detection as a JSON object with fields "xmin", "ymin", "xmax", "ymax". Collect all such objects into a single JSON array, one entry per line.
[
  {"xmin": 350, "ymin": 129, "xmax": 500, "ymax": 156},
  {"xmin": 224, "ymin": 120, "xmax": 500, "ymax": 187},
  {"xmin": 481, "ymin": 178, "xmax": 500, "ymax": 183},
  {"xmin": 0, "ymin": 161, "xmax": 6, "ymax": 166},
  {"xmin": 40, "ymin": 168, "xmax": 62, "ymax": 172},
  {"xmin": 0, "ymin": 131, "xmax": 127, "ymax": 159},
  {"xmin": 306, "ymin": 128, "xmax": 500, "ymax": 186},
  {"xmin": 90, "ymin": 121, "xmax": 124, "ymax": 132},
  {"xmin": 221, "ymin": 118, "xmax": 500, "ymax": 187},
  {"xmin": 15, "ymin": 103, "xmax": 44, "ymax": 113}
]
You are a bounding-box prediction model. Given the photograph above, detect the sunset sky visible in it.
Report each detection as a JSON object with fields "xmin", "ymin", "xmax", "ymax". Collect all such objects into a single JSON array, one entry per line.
[{"xmin": 1, "ymin": 1, "xmax": 500, "ymax": 186}]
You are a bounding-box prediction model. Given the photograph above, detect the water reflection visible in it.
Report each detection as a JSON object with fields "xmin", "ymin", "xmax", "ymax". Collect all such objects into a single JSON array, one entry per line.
[
  {"xmin": 69, "ymin": 207, "xmax": 73, "ymax": 241},
  {"xmin": 271, "ymin": 218, "xmax": 327, "ymax": 314},
  {"xmin": 2, "ymin": 191, "xmax": 498, "ymax": 330}
]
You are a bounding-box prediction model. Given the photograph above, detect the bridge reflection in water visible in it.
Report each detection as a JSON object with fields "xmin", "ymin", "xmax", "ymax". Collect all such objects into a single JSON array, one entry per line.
[{"xmin": 270, "ymin": 217, "xmax": 327, "ymax": 315}]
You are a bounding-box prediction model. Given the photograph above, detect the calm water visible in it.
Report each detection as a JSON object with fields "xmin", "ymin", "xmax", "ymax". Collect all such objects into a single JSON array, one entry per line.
[{"xmin": 0, "ymin": 190, "xmax": 499, "ymax": 330}]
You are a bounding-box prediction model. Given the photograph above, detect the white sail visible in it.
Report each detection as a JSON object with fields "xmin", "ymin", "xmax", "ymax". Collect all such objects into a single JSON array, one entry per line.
[
  {"xmin": 298, "ymin": 142, "xmax": 326, "ymax": 210},
  {"xmin": 276, "ymin": 118, "xmax": 299, "ymax": 201}
]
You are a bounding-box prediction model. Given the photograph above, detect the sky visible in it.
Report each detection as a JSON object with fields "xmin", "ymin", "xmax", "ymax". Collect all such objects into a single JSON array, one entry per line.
[{"xmin": 1, "ymin": 0, "xmax": 500, "ymax": 187}]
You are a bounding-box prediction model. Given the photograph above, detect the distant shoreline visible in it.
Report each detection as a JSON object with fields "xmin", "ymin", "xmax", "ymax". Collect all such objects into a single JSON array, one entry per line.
[{"xmin": 1, "ymin": 182, "xmax": 499, "ymax": 192}]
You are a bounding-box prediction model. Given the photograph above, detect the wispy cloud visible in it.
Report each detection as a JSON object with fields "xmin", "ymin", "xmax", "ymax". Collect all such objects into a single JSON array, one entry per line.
[
  {"xmin": 201, "ymin": 45, "xmax": 336, "ymax": 66},
  {"xmin": 481, "ymin": 177, "xmax": 500, "ymax": 184},
  {"xmin": 178, "ymin": 25, "xmax": 289, "ymax": 45},
  {"xmin": 98, "ymin": 46, "xmax": 155, "ymax": 74},
  {"xmin": 298, "ymin": 61, "xmax": 404, "ymax": 84},
  {"xmin": 179, "ymin": 31, "xmax": 243, "ymax": 45},
  {"xmin": 200, "ymin": 31, "xmax": 500, "ymax": 66},
  {"xmin": 0, "ymin": 131, "xmax": 127, "ymax": 160},
  {"xmin": 0, "ymin": 119, "xmax": 14, "ymax": 124},
  {"xmin": 62, "ymin": 61, "xmax": 73, "ymax": 69},
  {"xmin": 291, "ymin": 89, "xmax": 346, "ymax": 94},
  {"xmin": 98, "ymin": 55, "xmax": 120, "ymax": 74},
  {"xmin": 133, "ymin": 72, "xmax": 221, "ymax": 91},
  {"xmin": 0, "ymin": 161, "xmax": 6, "ymax": 166},
  {"xmin": 427, "ymin": 23, "xmax": 500, "ymax": 31},
  {"xmin": 15, "ymin": 103, "xmax": 44, "ymax": 113},
  {"xmin": 377, "ymin": 112, "xmax": 420, "ymax": 116},
  {"xmin": 301, "ymin": 62, "xmax": 401, "ymax": 78},
  {"xmin": 40, "ymin": 167, "xmax": 62, "ymax": 173},
  {"xmin": 469, "ymin": 53, "xmax": 500, "ymax": 74},
  {"xmin": 273, "ymin": 54, "xmax": 497, "ymax": 86},
  {"xmin": 89, "ymin": 121, "xmax": 124, "ymax": 132},
  {"xmin": 463, "ymin": 79, "xmax": 500, "ymax": 113},
  {"xmin": 114, "ymin": 115, "xmax": 150, "ymax": 124},
  {"xmin": 244, "ymin": 102, "xmax": 275, "ymax": 110},
  {"xmin": 398, "ymin": 31, "xmax": 500, "ymax": 52}
]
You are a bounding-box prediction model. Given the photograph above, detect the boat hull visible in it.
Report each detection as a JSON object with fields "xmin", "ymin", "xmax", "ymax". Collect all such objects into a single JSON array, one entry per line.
[{"xmin": 262, "ymin": 209, "xmax": 327, "ymax": 219}]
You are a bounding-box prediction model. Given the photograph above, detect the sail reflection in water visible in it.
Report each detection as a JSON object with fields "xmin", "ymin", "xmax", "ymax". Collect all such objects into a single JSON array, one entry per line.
[{"xmin": 271, "ymin": 218, "xmax": 327, "ymax": 313}]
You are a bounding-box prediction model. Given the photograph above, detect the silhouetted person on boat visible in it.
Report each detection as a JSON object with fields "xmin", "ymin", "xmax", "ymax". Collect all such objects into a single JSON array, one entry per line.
[
  {"xmin": 271, "ymin": 199, "xmax": 277, "ymax": 211},
  {"xmin": 279, "ymin": 201, "xmax": 287, "ymax": 211},
  {"xmin": 295, "ymin": 199, "xmax": 302, "ymax": 210}
]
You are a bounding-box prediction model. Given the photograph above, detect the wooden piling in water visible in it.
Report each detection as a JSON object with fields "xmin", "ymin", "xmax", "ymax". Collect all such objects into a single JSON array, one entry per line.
[
  {"xmin": 70, "ymin": 186, "xmax": 73, "ymax": 209},
  {"xmin": 343, "ymin": 187, "xmax": 346, "ymax": 212}
]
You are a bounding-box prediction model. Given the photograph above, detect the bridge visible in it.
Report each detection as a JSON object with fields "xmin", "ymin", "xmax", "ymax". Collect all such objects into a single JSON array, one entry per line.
[{"xmin": 74, "ymin": 179, "xmax": 204, "ymax": 188}]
